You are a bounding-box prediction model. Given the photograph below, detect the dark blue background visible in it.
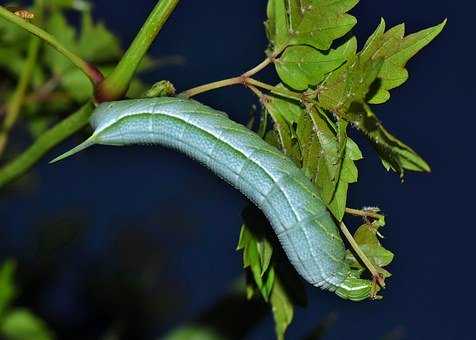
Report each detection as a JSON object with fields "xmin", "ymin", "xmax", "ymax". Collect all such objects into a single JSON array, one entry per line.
[{"xmin": 1, "ymin": 1, "xmax": 471, "ymax": 339}]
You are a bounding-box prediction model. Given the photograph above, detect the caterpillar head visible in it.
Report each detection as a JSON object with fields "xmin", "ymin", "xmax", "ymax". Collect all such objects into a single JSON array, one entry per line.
[{"xmin": 335, "ymin": 274, "xmax": 376, "ymax": 301}]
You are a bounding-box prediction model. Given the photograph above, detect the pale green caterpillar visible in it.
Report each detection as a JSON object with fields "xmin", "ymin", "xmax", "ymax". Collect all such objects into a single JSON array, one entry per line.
[{"xmin": 51, "ymin": 97, "xmax": 373, "ymax": 301}]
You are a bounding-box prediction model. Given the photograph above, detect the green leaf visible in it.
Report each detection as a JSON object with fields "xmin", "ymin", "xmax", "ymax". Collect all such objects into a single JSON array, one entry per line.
[
  {"xmin": 295, "ymin": 107, "xmax": 360, "ymax": 220},
  {"xmin": 162, "ymin": 324, "xmax": 226, "ymax": 340},
  {"xmin": 44, "ymin": 9, "xmax": 121, "ymax": 76},
  {"xmin": 237, "ymin": 205, "xmax": 306, "ymax": 329},
  {"xmin": 340, "ymin": 136, "xmax": 361, "ymax": 183},
  {"xmin": 0, "ymin": 17, "xmax": 30, "ymax": 48},
  {"xmin": 354, "ymin": 225, "xmax": 394, "ymax": 268},
  {"xmin": 346, "ymin": 220, "xmax": 394, "ymax": 278},
  {"xmin": 315, "ymin": 48, "xmax": 429, "ymax": 175},
  {"xmin": 270, "ymin": 277, "xmax": 293, "ymax": 340},
  {"xmin": 275, "ymin": 37, "xmax": 357, "ymax": 90},
  {"xmin": 361, "ymin": 19, "xmax": 447, "ymax": 104},
  {"xmin": 0, "ymin": 48, "xmax": 24, "ymax": 77},
  {"xmin": 352, "ymin": 105, "xmax": 430, "ymax": 175},
  {"xmin": 262, "ymin": 95, "xmax": 302, "ymax": 164},
  {"xmin": 237, "ymin": 222, "xmax": 275, "ymax": 301},
  {"xmin": 265, "ymin": 87, "xmax": 304, "ymax": 124},
  {"xmin": 318, "ymin": 55, "xmax": 384, "ymax": 114},
  {"xmin": 0, "ymin": 18, "xmax": 37, "ymax": 79},
  {"xmin": 0, "ymin": 309, "xmax": 54, "ymax": 340},
  {"xmin": 44, "ymin": 11, "xmax": 77, "ymax": 74},
  {"xmin": 304, "ymin": 108, "xmax": 344, "ymax": 204},
  {"xmin": 296, "ymin": 111, "xmax": 320, "ymax": 179},
  {"xmin": 265, "ymin": 0, "xmax": 288, "ymax": 53},
  {"xmin": 60, "ymin": 62, "xmax": 119, "ymax": 104},
  {"xmin": 266, "ymin": 0, "xmax": 359, "ymax": 53},
  {"xmin": 77, "ymin": 11, "xmax": 121, "ymax": 63},
  {"xmin": 317, "ymin": 43, "xmax": 430, "ymax": 175},
  {"xmin": 326, "ymin": 133, "xmax": 362, "ymax": 220},
  {"xmin": 0, "ymin": 261, "xmax": 16, "ymax": 317},
  {"xmin": 61, "ymin": 68, "xmax": 92, "ymax": 102}
]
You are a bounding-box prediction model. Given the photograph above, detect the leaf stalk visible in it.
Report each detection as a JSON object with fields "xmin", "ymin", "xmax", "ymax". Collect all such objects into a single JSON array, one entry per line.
[
  {"xmin": 180, "ymin": 58, "xmax": 300, "ymax": 102},
  {"xmin": 242, "ymin": 57, "xmax": 273, "ymax": 78},
  {"xmin": 339, "ymin": 222, "xmax": 385, "ymax": 288},
  {"xmin": 180, "ymin": 76, "xmax": 245, "ymax": 98}
]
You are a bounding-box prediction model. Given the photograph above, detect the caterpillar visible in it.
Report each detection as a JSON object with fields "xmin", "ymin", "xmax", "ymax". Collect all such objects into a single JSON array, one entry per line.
[{"xmin": 51, "ymin": 97, "xmax": 373, "ymax": 301}]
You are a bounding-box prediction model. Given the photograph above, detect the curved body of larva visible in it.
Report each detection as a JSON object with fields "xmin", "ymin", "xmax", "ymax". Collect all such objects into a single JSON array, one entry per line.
[{"xmin": 51, "ymin": 97, "xmax": 372, "ymax": 301}]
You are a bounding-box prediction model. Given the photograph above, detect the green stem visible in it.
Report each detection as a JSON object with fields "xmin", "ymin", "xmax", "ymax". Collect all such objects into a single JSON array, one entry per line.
[
  {"xmin": 242, "ymin": 57, "xmax": 272, "ymax": 78},
  {"xmin": 180, "ymin": 57, "xmax": 280, "ymax": 99},
  {"xmin": 180, "ymin": 75, "xmax": 302, "ymax": 102},
  {"xmin": 245, "ymin": 78, "xmax": 301, "ymax": 101},
  {"xmin": 339, "ymin": 222, "xmax": 385, "ymax": 288},
  {"xmin": 0, "ymin": 5, "xmax": 103, "ymax": 85},
  {"xmin": 181, "ymin": 77, "xmax": 301, "ymax": 101},
  {"xmin": 180, "ymin": 76, "xmax": 244, "ymax": 98},
  {"xmin": 0, "ymin": 35, "xmax": 41, "ymax": 157},
  {"xmin": 0, "ymin": 102, "xmax": 94, "ymax": 187},
  {"xmin": 246, "ymin": 84, "xmax": 264, "ymax": 99},
  {"xmin": 96, "ymin": 0, "xmax": 181, "ymax": 101}
]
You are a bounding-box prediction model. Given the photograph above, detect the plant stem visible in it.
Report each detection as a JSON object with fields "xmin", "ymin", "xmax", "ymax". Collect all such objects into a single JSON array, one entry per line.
[
  {"xmin": 182, "ymin": 76, "xmax": 293, "ymax": 99},
  {"xmin": 0, "ymin": 36, "xmax": 41, "ymax": 157},
  {"xmin": 96, "ymin": 0, "xmax": 181, "ymax": 101},
  {"xmin": 0, "ymin": 102, "xmax": 94, "ymax": 187},
  {"xmin": 182, "ymin": 77, "xmax": 301, "ymax": 101},
  {"xmin": 345, "ymin": 208, "xmax": 384, "ymax": 220},
  {"xmin": 246, "ymin": 84, "xmax": 264, "ymax": 99},
  {"xmin": 180, "ymin": 76, "xmax": 244, "ymax": 98},
  {"xmin": 180, "ymin": 57, "xmax": 296, "ymax": 101},
  {"xmin": 0, "ymin": 5, "xmax": 103, "ymax": 85},
  {"xmin": 339, "ymin": 222, "xmax": 385, "ymax": 288},
  {"xmin": 245, "ymin": 78, "xmax": 301, "ymax": 101},
  {"xmin": 242, "ymin": 57, "xmax": 272, "ymax": 78}
]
